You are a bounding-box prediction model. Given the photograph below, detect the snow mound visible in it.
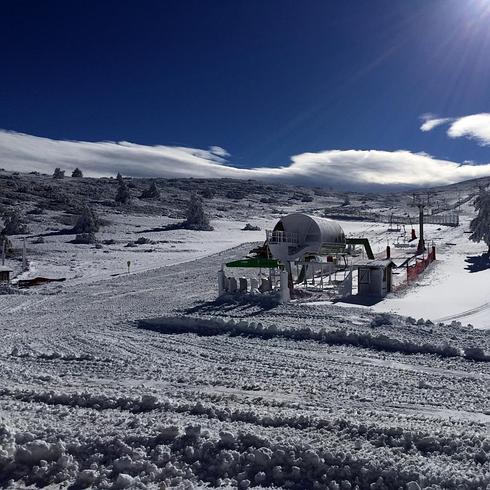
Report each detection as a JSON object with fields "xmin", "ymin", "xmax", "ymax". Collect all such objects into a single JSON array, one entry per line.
[
  {"xmin": 139, "ymin": 316, "xmax": 490, "ymax": 362},
  {"xmin": 1, "ymin": 422, "xmax": 488, "ymax": 489}
]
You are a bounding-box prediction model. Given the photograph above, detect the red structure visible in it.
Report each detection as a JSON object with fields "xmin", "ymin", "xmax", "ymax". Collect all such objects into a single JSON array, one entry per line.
[{"xmin": 407, "ymin": 246, "xmax": 436, "ymax": 282}]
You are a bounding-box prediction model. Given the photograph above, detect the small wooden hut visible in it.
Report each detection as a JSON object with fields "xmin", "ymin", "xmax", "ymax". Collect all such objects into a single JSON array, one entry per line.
[{"xmin": 0, "ymin": 266, "xmax": 13, "ymax": 284}]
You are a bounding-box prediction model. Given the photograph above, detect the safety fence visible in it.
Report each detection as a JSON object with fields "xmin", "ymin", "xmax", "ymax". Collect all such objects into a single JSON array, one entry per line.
[
  {"xmin": 406, "ymin": 246, "xmax": 436, "ymax": 282},
  {"xmin": 383, "ymin": 213, "xmax": 459, "ymax": 227},
  {"xmin": 421, "ymin": 214, "xmax": 459, "ymax": 227}
]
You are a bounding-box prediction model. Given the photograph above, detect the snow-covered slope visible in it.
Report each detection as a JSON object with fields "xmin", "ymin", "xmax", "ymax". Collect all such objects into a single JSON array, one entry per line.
[{"xmin": 0, "ymin": 172, "xmax": 489, "ymax": 488}]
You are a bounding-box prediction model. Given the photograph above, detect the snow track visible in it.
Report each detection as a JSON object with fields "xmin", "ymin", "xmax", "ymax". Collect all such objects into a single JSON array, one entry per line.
[{"xmin": 435, "ymin": 300, "xmax": 490, "ymax": 323}]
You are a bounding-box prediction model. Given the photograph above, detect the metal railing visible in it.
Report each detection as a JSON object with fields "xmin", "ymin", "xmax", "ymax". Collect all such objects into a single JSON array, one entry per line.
[{"xmin": 266, "ymin": 230, "xmax": 299, "ymax": 244}]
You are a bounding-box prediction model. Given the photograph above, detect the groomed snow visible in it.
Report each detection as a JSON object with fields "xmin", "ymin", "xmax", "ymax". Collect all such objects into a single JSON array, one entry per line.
[
  {"xmin": 373, "ymin": 217, "xmax": 490, "ymax": 329},
  {"xmin": 1, "ymin": 186, "xmax": 489, "ymax": 488}
]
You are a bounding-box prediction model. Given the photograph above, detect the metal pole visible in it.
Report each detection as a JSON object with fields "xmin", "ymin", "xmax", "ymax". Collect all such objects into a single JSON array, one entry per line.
[
  {"xmin": 22, "ymin": 238, "xmax": 27, "ymax": 271},
  {"xmin": 418, "ymin": 204, "xmax": 425, "ymax": 254},
  {"xmin": 1, "ymin": 239, "xmax": 5, "ymax": 266}
]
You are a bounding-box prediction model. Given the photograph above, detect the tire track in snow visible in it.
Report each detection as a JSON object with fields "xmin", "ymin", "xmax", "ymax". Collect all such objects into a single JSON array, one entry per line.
[{"xmin": 435, "ymin": 301, "xmax": 490, "ymax": 323}]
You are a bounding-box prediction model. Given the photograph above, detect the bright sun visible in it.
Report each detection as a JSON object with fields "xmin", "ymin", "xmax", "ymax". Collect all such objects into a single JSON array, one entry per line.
[{"xmin": 471, "ymin": 0, "xmax": 490, "ymax": 15}]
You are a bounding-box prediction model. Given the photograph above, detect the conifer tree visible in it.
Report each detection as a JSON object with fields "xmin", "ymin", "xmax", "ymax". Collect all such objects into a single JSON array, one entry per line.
[
  {"xmin": 1, "ymin": 209, "xmax": 29, "ymax": 235},
  {"xmin": 140, "ymin": 181, "xmax": 160, "ymax": 199},
  {"xmin": 53, "ymin": 168, "xmax": 65, "ymax": 179},
  {"xmin": 115, "ymin": 173, "xmax": 131, "ymax": 204},
  {"xmin": 184, "ymin": 194, "xmax": 213, "ymax": 231},
  {"xmin": 469, "ymin": 189, "xmax": 490, "ymax": 255},
  {"xmin": 73, "ymin": 205, "xmax": 99, "ymax": 234}
]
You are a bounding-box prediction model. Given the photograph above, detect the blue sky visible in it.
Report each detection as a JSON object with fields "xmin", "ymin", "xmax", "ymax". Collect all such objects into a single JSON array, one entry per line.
[{"xmin": 1, "ymin": 0, "xmax": 490, "ymax": 188}]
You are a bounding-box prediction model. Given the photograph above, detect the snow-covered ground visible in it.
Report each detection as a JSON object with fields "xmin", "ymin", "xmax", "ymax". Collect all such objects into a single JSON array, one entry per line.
[
  {"xmin": 372, "ymin": 217, "xmax": 490, "ymax": 329},
  {"xmin": 1, "ymin": 177, "xmax": 489, "ymax": 489},
  {"xmin": 1, "ymin": 240, "xmax": 488, "ymax": 488},
  {"xmin": 12, "ymin": 215, "xmax": 274, "ymax": 286}
]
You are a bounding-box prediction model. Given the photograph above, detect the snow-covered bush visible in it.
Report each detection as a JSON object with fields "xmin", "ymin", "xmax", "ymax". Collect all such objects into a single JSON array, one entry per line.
[
  {"xmin": 470, "ymin": 188, "xmax": 490, "ymax": 254},
  {"xmin": 72, "ymin": 232, "xmax": 97, "ymax": 244},
  {"xmin": 71, "ymin": 167, "xmax": 83, "ymax": 178},
  {"xmin": 115, "ymin": 173, "xmax": 131, "ymax": 205},
  {"xmin": 72, "ymin": 205, "xmax": 99, "ymax": 234},
  {"xmin": 0, "ymin": 234, "xmax": 13, "ymax": 258},
  {"xmin": 140, "ymin": 181, "xmax": 160, "ymax": 199},
  {"xmin": 242, "ymin": 223, "xmax": 261, "ymax": 231},
  {"xmin": 134, "ymin": 237, "xmax": 153, "ymax": 245},
  {"xmin": 183, "ymin": 195, "xmax": 213, "ymax": 231},
  {"xmin": 200, "ymin": 187, "xmax": 216, "ymax": 199},
  {"xmin": 1, "ymin": 208, "xmax": 29, "ymax": 235},
  {"xmin": 52, "ymin": 167, "xmax": 65, "ymax": 179}
]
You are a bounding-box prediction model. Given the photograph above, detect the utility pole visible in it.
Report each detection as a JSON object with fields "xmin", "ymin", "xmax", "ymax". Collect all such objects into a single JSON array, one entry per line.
[
  {"xmin": 417, "ymin": 203, "xmax": 425, "ymax": 254},
  {"xmin": 411, "ymin": 193, "xmax": 427, "ymax": 254},
  {"xmin": 22, "ymin": 237, "xmax": 28, "ymax": 271}
]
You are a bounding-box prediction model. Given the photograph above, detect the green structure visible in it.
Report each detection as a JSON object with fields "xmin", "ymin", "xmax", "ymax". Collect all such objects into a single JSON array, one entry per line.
[
  {"xmin": 225, "ymin": 257, "xmax": 280, "ymax": 269},
  {"xmin": 345, "ymin": 237, "xmax": 374, "ymax": 259}
]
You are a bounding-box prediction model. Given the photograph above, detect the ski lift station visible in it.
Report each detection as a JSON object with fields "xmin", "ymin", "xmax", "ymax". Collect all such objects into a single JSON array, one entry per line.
[
  {"xmin": 218, "ymin": 213, "xmax": 398, "ymax": 303},
  {"xmin": 266, "ymin": 213, "xmax": 346, "ymax": 262}
]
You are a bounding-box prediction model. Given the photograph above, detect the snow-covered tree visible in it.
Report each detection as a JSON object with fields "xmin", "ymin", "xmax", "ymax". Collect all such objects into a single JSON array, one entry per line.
[
  {"xmin": 469, "ymin": 189, "xmax": 490, "ymax": 254},
  {"xmin": 0, "ymin": 234, "xmax": 13, "ymax": 257},
  {"xmin": 115, "ymin": 173, "xmax": 131, "ymax": 204},
  {"xmin": 73, "ymin": 205, "xmax": 99, "ymax": 234},
  {"xmin": 72, "ymin": 168, "xmax": 83, "ymax": 178},
  {"xmin": 200, "ymin": 187, "xmax": 216, "ymax": 199},
  {"xmin": 52, "ymin": 168, "xmax": 65, "ymax": 179},
  {"xmin": 1, "ymin": 209, "xmax": 29, "ymax": 235},
  {"xmin": 184, "ymin": 194, "xmax": 213, "ymax": 231},
  {"xmin": 140, "ymin": 181, "xmax": 160, "ymax": 199}
]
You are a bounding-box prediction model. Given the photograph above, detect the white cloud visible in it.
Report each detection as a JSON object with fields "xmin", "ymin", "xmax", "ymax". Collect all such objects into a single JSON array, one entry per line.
[
  {"xmin": 0, "ymin": 130, "xmax": 239, "ymax": 179},
  {"xmin": 1, "ymin": 129, "xmax": 490, "ymax": 190},
  {"xmin": 208, "ymin": 146, "xmax": 230, "ymax": 158},
  {"xmin": 446, "ymin": 113, "xmax": 490, "ymax": 146},
  {"xmin": 420, "ymin": 112, "xmax": 490, "ymax": 146},
  {"xmin": 420, "ymin": 116, "xmax": 453, "ymax": 132}
]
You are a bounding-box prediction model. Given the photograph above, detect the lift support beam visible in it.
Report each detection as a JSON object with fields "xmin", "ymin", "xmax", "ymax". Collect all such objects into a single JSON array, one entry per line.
[{"xmin": 346, "ymin": 238, "xmax": 374, "ymax": 260}]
